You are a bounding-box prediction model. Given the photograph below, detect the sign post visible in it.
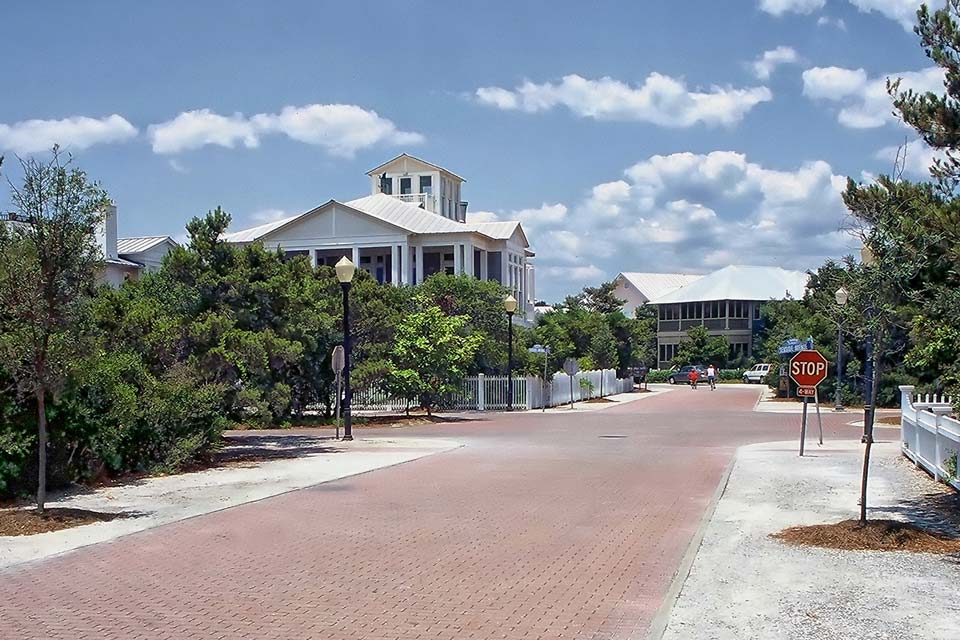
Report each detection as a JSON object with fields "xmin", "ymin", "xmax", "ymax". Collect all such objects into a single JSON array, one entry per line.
[
  {"xmin": 331, "ymin": 345, "xmax": 345, "ymax": 440},
  {"xmin": 563, "ymin": 357, "xmax": 579, "ymax": 410},
  {"xmin": 529, "ymin": 345, "xmax": 551, "ymax": 412},
  {"xmin": 789, "ymin": 349, "xmax": 829, "ymax": 456}
]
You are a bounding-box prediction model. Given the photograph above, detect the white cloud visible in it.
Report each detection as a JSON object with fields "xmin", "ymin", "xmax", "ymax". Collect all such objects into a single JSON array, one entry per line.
[
  {"xmin": 0, "ymin": 114, "xmax": 137, "ymax": 154},
  {"xmin": 466, "ymin": 210, "xmax": 501, "ymax": 223},
  {"xmin": 251, "ymin": 208, "xmax": 294, "ymax": 224},
  {"xmin": 817, "ymin": 15, "xmax": 847, "ymax": 29},
  {"xmin": 759, "ymin": 0, "xmax": 825, "ymax": 15},
  {"xmin": 168, "ymin": 158, "xmax": 188, "ymax": 173},
  {"xmin": 475, "ymin": 73, "xmax": 772, "ymax": 127},
  {"xmin": 875, "ymin": 139, "xmax": 945, "ymax": 178},
  {"xmin": 751, "ymin": 46, "xmax": 800, "ymax": 80},
  {"xmin": 530, "ymin": 150, "xmax": 857, "ymax": 301},
  {"xmin": 848, "ymin": 0, "xmax": 920, "ymax": 29},
  {"xmin": 802, "ymin": 66, "xmax": 942, "ymax": 128},
  {"xmin": 759, "ymin": 0, "xmax": 920, "ymax": 30},
  {"xmin": 148, "ymin": 104, "xmax": 423, "ymax": 156}
]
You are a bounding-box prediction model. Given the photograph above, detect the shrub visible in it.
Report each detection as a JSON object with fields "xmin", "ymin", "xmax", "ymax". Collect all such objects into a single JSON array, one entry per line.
[{"xmin": 645, "ymin": 369, "xmax": 672, "ymax": 383}]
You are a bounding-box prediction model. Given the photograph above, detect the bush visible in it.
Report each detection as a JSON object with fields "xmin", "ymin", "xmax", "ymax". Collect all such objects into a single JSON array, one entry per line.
[
  {"xmin": 718, "ymin": 368, "xmax": 746, "ymax": 382},
  {"xmin": 645, "ymin": 369, "xmax": 672, "ymax": 383}
]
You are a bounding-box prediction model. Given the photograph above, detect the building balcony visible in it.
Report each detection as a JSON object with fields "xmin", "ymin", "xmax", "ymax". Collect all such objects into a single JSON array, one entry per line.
[{"xmin": 391, "ymin": 192, "xmax": 436, "ymax": 212}]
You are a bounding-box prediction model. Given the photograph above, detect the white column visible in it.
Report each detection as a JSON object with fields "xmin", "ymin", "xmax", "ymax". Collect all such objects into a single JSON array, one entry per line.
[
  {"xmin": 453, "ymin": 243, "xmax": 463, "ymax": 275},
  {"xmin": 352, "ymin": 246, "xmax": 360, "ymax": 265},
  {"xmin": 390, "ymin": 245, "xmax": 399, "ymax": 285},
  {"xmin": 480, "ymin": 250, "xmax": 488, "ymax": 280},
  {"xmin": 401, "ymin": 244, "xmax": 412, "ymax": 285},
  {"xmin": 415, "ymin": 245, "xmax": 425, "ymax": 284},
  {"xmin": 310, "ymin": 249, "xmax": 318, "ymax": 268},
  {"xmin": 463, "ymin": 242, "xmax": 477, "ymax": 278},
  {"xmin": 500, "ymin": 251, "xmax": 509, "ymax": 286}
]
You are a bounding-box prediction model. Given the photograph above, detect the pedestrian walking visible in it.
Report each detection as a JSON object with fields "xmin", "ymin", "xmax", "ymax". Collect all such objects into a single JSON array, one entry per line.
[
  {"xmin": 689, "ymin": 367, "xmax": 699, "ymax": 389},
  {"xmin": 706, "ymin": 364, "xmax": 717, "ymax": 390}
]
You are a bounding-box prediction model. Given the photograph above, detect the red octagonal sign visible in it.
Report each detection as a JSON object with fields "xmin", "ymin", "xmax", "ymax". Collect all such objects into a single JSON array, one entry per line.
[{"xmin": 789, "ymin": 350, "xmax": 829, "ymax": 388}]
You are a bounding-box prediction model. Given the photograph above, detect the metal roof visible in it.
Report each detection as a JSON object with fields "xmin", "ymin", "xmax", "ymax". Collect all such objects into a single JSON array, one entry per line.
[
  {"xmin": 117, "ymin": 236, "xmax": 177, "ymax": 255},
  {"xmin": 106, "ymin": 256, "xmax": 143, "ymax": 268},
  {"xmin": 646, "ymin": 265, "xmax": 809, "ymax": 304},
  {"xmin": 221, "ymin": 194, "xmax": 531, "ymax": 247},
  {"xmin": 618, "ymin": 272, "xmax": 703, "ymax": 302}
]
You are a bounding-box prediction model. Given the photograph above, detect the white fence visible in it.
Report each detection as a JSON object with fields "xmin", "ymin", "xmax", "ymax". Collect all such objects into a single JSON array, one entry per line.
[
  {"xmin": 352, "ymin": 369, "xmax": 634, "ymax": 412},
  {"xmin": 899, "ymin": 385, "xmax": 960, "ymax": 490}
]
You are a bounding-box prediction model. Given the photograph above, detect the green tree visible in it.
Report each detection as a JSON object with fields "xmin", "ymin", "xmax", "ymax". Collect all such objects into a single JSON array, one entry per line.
[
  {"xmin": 0, "ymin": 150, "xmax": 109, "ymax": 512},
  {"xmin": 385, "ymin": 303, "xmax": 482, "ymax": 415},
  {"xmin": 672, "ymin": 326, "xmax": 729, "ymax": 368}
]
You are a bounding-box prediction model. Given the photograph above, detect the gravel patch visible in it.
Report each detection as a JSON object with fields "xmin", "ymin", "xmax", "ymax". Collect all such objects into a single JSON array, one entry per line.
[{"xmin": 659, "ymin": 439, "xmax": 960, "ymax": 640}]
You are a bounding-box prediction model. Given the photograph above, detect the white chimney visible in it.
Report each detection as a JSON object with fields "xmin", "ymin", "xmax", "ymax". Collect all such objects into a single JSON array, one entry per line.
[{"xmin": 96, "ymin": 204, "xmax": 118, "ymax": 259}]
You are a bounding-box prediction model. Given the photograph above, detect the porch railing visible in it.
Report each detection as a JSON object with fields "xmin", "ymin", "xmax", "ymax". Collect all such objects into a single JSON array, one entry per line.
[{"xmin": 899, "ymin": 385, "xmax": 959, "ymax": 490}]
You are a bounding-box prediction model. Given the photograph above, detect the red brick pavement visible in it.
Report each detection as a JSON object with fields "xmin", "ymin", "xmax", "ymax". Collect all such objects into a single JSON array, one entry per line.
[{"xmin": 0, "ymin": 387, "xmax": 892, "ymax": 639}]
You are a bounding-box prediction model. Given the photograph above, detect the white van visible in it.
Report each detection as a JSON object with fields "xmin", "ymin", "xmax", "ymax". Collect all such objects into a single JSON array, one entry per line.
[{"xmin": 742, "ymin": 363, "xmax": 772, "ymax": 383}]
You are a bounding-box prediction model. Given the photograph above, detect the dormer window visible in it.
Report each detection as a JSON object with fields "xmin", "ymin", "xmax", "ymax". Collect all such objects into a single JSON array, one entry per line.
[
  {"xmin": 420, "ymin": 175, "xmax": 432, "ymax": 194},
  {"xmin": 400, "ymin": 177, "xmax": 412, "ymax": 195}
]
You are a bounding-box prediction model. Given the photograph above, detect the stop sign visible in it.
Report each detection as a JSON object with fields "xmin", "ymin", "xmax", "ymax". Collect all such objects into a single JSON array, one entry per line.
[{"xmin": 789, "ymin": 350, "xmax": 829, "ymax": 387}]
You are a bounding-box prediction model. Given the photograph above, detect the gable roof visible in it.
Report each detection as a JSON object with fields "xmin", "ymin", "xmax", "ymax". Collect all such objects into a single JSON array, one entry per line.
[
  {"xmin": 365, "ymin": 153, "xmax": 466, "ymax": 182},
  {"xmin": 617, "ymin": 272, "xmax": 703, "ymax": 302},
  {"xmin": 220, "ymin": 193, "xmax": 530, "ymax": 247},
  {"xmin": 117, "ymin": 236, "xmax": 178, "ymax": 255},
  {"xmin": 647, "ymin": 265, "xmax": 809, "ymax": 304}
]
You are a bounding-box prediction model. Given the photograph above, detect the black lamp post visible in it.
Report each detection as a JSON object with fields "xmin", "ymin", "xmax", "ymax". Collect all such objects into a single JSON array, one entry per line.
[
  {"xmin": 834, "ymin": 286, "xmax": 848, "ymax": 412},
  {"xmin": 504, "ymin": 294, "xmax": 518, "ymax": 410},
  {"xmin": 336, "ymin": 256, "xmax": 356, "ymax": 441}
]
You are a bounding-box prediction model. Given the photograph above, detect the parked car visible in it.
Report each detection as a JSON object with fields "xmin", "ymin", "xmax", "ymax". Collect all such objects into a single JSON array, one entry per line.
[
  {"xmin": 668, "ymin": 365, "xmax": 707, "ymax": 385},
  {"xmin": 742, "ymin": 363, "xmax": 772, "ymax": 384}
]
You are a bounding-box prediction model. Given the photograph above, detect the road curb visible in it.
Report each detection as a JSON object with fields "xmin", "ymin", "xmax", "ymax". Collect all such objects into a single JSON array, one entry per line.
[{"xmin": 643, "ymin": 452, "xmax": 736, "ymax": 640}]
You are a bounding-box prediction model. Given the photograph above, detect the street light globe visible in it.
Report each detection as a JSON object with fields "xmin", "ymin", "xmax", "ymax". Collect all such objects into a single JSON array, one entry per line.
[
  {"xmin": 335, "ymin": 256, "xmax": 356, "ymax": 283},
  {"xmin": 503, "ymin": 294, "xmax": 518, "ymax": 314},
  {"xmin": 835, "ymin": 286, "xmax": 849, "ymax": 306}
]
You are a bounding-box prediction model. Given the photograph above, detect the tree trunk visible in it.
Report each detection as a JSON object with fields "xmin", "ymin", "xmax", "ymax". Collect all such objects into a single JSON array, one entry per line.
[
  {"xmin": 859, "ymin": 351, "xmax": 883, "ymax": 525},
  {"xmin": 36, "ymin": 389, "xmax": 47, "ymax": 515}
]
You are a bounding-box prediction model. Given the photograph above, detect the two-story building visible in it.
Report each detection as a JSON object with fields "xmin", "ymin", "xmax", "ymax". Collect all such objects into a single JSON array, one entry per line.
[
  {"xmin": 617, "ymin": 265, "xmax": 809, "ymax": 368},
  {"xmin": 220, "ymin": 154, "xmax": 537, "ymax": 322}
]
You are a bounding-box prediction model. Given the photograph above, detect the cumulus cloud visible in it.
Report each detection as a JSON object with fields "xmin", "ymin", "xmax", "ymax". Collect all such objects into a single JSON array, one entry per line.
[
  {"xmin": 148, "ymin": 104, "xmax": 423, "ymax": 156},
  {"xmin": 759, "ymin": 0, "xmax": 920, "ymax": 29},
  {"xmin": 475, "ymin": 73, "xmax": 772, "ymax": 127},
  {"xmin": 468, "ymin": 203, "xmax": 568, "ymax": 231},
  {"xmin": 0, "ymin": 114, "xmax": 137, "ymax": 154},
  {"xmin": 875, "ymin": 138, "xmax": 945, "ymax": 178},
  {"xmin": 751, "ymin": 46, "xmax": 800, "ymax": 80},
  {"xmin": 817, "ymin": 15, "xmax": 848, "ymax": 29},
  {"xmin": 802, "ymin": 66, "xmax": 942, "ymax": 128},
  {"xmin": 528, "ymin": 151, "xmax": 858, "ymax": 301},
  {"xmin": 759, "ymin": 0, "xmax": 825, "ymax": 15}
]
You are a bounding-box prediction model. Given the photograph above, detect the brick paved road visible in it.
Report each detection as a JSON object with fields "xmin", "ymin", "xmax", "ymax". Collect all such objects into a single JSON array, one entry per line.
[{"xmin": 0, "ymin": 387, "xmax": 893, "ymax": 639}]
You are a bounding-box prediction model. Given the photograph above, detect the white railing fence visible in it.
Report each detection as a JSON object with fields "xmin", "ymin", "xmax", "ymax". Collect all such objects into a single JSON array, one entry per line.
[
  {"xmin": 899, "ymin": 385, "xmax": 959, "ymax": 491},
  {"xmin": 352, "ymin": 369, "xmax": 634, "ymax": 413}
]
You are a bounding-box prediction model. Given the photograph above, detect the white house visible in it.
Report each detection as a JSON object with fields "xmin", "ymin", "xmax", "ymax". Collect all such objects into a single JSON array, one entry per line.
[
  {"xmin": 97, "ymin": 205, "xmax": 179, "ymax": 286},
  {"xmin": 221, "ymin": 154, "xmax": 537, "ymax": 322},
  {"xmin": 644, "ymin": 265, "xmax": 810, "ymax": 367}
]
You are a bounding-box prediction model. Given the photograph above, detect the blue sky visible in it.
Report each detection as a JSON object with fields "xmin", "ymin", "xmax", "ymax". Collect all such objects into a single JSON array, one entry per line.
[{"xmin": 0, "ymin": 0, "xmax": 940, "ymax": 302}]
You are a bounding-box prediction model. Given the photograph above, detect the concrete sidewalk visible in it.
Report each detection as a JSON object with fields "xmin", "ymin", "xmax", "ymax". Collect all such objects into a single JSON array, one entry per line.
[
  {"xmin": 656, "ymin": 439, "xmax": 960, "ymax": 639},
  {"xmin": 1, "ymin": 435, "xmax": 460, "ymax": 570}
]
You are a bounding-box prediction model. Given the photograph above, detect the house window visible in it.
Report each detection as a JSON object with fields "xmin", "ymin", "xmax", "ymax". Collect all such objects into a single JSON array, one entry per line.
[
  {"xmin": 729, "ymin": 301, "xmax": 749, "ymax": 318},
  {"xmin": 380, "ymin": 175, "xmax": 392, "ymax": 195},
  {"xmin": 680, "ymin": 302, "xmax": 702, "ymax": 319},
  {"xmin": 420, "ymin": 175, "xmax": 432, "ymax": 194},
  {"xmin": 704, "ymin": 301, "xmax": 724, "ymax": 318},
  {"xmin": 400, "ymin": 177, "xmax": 412, "ymax": 195},
  {"xmin": 659, "ymin": 305, "xmax": 678, "ymax": 320},
  {"xmin": 753, "ymin": 304, "xmax": 761, "ymax": 320}
]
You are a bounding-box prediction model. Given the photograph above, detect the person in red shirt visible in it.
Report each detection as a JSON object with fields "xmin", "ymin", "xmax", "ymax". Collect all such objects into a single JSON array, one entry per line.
[{"xmin": 688, "ymin": 368, "xmax": 699, "ymax": 389}]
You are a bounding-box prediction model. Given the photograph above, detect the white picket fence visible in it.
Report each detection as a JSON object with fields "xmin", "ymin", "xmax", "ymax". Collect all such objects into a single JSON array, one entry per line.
[
  {"xmin": 899, "ymin": 385, "xmax": 960, "ymax": 490},
  {"xmin": 352, "ymin": 369, "xmax": 634, "ymax": 412}
]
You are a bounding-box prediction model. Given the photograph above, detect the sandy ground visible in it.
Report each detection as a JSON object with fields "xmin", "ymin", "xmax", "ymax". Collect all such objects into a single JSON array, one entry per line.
[
  {"xmin": 658, "ymin": 439, "xmax": 960, "ymax": 640},
  {"xmin": 0, "ymin": 435, "xmax": 460, "ymax": 570}
]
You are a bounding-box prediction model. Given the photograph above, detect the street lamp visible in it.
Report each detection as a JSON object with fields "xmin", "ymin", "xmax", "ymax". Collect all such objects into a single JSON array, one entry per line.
[
  {"xmin": 834, "ymin": 286, "xmax": 848, "ymax": 412},
  {"xmin": 860, "ymin": 246, "xmax": 876, "ymax": 442},
  {"xmin": 504, "ymin": 294, "xmax": 518, "ymax": 411},
  {"xmin": 336, "ymin": 256, "xmax": 356, "ymax": 440}
]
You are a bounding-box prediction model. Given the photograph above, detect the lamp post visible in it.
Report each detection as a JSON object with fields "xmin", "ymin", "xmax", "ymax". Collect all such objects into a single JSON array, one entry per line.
[
  {"xmin": 335, "ymin": 256, "xmax": 356, "ymax": 440},
  {"xmin": 504, "ymin": 294, "xmax": 518, "ymax": 411},
  {"xmin": 834, "ymin": 286, "xmax": 848, "ymax": 411},
  {"xmin": 860, "ymin": 246, "xmax": 876, "ymax": 443}
]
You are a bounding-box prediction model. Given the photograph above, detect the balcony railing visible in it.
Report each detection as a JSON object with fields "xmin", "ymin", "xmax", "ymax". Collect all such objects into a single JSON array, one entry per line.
[{"xmin": 391, "ymin": 192, "xmax": 436, "ymax": 212}]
